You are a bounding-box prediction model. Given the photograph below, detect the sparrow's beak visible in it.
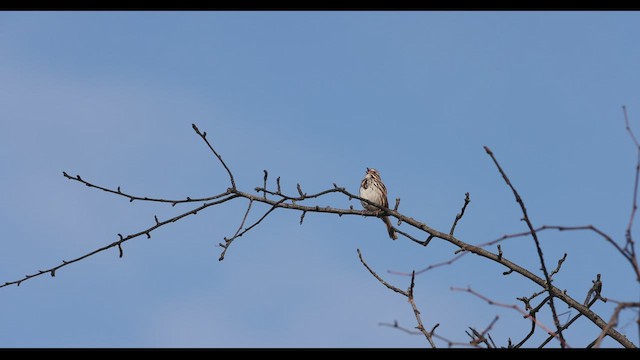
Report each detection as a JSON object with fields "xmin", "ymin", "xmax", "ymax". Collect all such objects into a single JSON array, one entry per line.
[{"xmin": 366, "ymin": 167, "xmax": 370, "ymax": 173}]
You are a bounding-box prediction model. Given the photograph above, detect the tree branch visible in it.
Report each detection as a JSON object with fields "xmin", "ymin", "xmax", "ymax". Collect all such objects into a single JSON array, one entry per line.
[
  {"xmin": 1, "ymin": 122, "xmax": 635, "ymax": 348},
  {"xmin": 357, "ymin": 249, "xmax": 436, "ymax": 348},
  {"xmin": 591, "ymin": 301, "xmax": 640, "ymax": 348},
  {"xmin": 0, "ymin": 193, "xmax": 238, "ymax": 289},
  {"xmin": 623, "ymin": 105, "xmax": 640, "ymax": 281},
  {"xmin": 484, "ymin": 145, "xmax": 567, "ymax": 347},
  {"xmin": 62, "ymin": 172, "xmax": 229, "ymax": 205},
  {"xmin": 451, "ymin": 286, "xmax": 569, "ymax": 348},
  {"xmin": 449, "ymin": 192, "xmax": 470, "ymax": 236},
  {"xmin": 192, "ymin": 123, "xmax": 236, "ymax": 190}
]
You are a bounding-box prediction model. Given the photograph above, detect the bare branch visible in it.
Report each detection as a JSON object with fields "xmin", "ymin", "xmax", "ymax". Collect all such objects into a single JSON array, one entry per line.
[
  {"xmin": 378, "ymin": 321, "xmax": 473, "ymax": 348},
  {"xmin": 449, "ymin": 192, "xmax": 470, "ymax": 236},
  {"xmin": 232, "ymin": 200, "xmax": 254, "ymax": 238},
  {"xmin": 592, "ymin": 301, "xmax": 640, "ymax": 348},
  {"xmin": 219, "ymin": 198, "xmax": 287, "ymax": 261},
  {"xmin": 1, "ymin": 194, "xmax": 238, "ymax": 289},
  {"xmin": 584, "ymin": 274, "xmax": 605, "ymax": 306},
  {"xmin": 624, "ymin": 105, "xmax": 640, "ymax": 148},
  {"xmin": 498, "ymin": 225, "xmax": 639, "ymax": 281},
  {"xmin": 62, "ymin": 171, "xmax": 229, "ymax": 205},
  {"xmin": 623, "ymin": 106, "xmax": 640, "ymax": 281},
  {"xmin": 357, "ymin": 250, "xmax": 436, "ymax": 348},
  {"xmin": 549, "ymin": 253, "xmax": 568, "ymax": 279},
  {"xmin": 407, "ymin": 271, "xmax": 437, "ymax": 348},
  {"xmin": 480, "ymin": 315, "xmax": 500, "ymax": 339},
  {"xmin": 192, "ymin": 123, "xmax": 236, "ymax": 190},
  {"xmin": 539, "ymin": 293, "xmax": 603, "ymax": 348},
  {"xmin": 3, "ymin": 122, "xmax": 637, "ymax": 348},
  {"xmin": 389, "ymin": 253, "xmax": 466, "ymax": 277},
  {"xmin": 514, "ymin": 319, "xmax": 536, "ymax": 348},
  {"xmin": 484, "ymin": 145, "xmax": 567, "ymax": 347},
  {"xmin": 451, "ymin": 286, "xmax": 569, "ymax": 348},
  {"xmin": 357, "ymin": 249, "xmax": 408, "ymax": 297}
]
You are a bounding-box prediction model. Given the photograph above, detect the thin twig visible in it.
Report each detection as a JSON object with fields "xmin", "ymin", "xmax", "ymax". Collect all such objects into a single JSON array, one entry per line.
[
  {"xmin": 591, "ymin": 301, "xmax": 640, "ymax": 348},
  {"xmin": 192, "ymin": 123, "xmax": 236, "ymax": 189},
  {"xmin": 389, "ymin": 253, "xmax": 466, "ymax": 276},
  {"xmin": 484, "ymin": 145, "xmax": 567, "ymax": 347},
  {"xmin": 451, "ymin": 286, "xmax": 569, "ymax": 348},
  {"xmin": 62, "ymin": 172, "xmax": 229, "ymax": 205},
  {"xmin": 549, "ymin": 253, "xmax": 568, "ymax": 279},
  {"xmin": 219, "ymin": 198, "xmax": 287, "ymax": 261},
  {"xmin": 407, "ymin": 270, "xmax": 437, "ymax": 348},
  {"xmin": 479, "ymin": 315, "xmax": 500, "ymax": 339},
  {"xmin": 0, "ymin": 194, "xmax": 238, "ymax": 289},
  {"xmin": 231, "ymin": 199, "xmax": 253, "ymax": 238},
  {"xmin": 514, "ymin": 318, "xmax": 536, "ymax": 348},
  {"xmin": 584, "ymin": 274, "xmax": 605, "ymax": 306},
  {"xmin": 378, "ymin": 321, "xmax": 471, "ymax": 348},
  {"xmin": 357, "ymin": 249, "xmax": 407, "ymax": 297},
  {"xmin": 449, "ymin": 192, "xmax": 471, "ymax": 236},
  {"xmin": 623, "ymin": 106, "xmax": 640, "ymax": 281},
  {"xmin": 357, "ymin": 250, "xmax": 436, "ymax": 348},
  {"xmin": 539, "ymin": 295, "xmax": 602, "ymax": 348}
]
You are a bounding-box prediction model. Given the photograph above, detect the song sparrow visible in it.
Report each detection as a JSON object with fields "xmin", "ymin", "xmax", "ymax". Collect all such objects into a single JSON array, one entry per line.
[{"xmin": 359, "ymin": 167, "xmax": 398, "ymax": 240}]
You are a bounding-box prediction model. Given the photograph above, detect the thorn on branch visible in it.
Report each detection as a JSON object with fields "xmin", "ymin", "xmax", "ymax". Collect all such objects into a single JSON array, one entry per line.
[
  {"xmin": 117, "ymin": 186, "xmax": 121, "ymax": 193},
  {"xmin": 51, "ymin": 269, "xmax": 56, "ymax": 277},
  {"xmin": 77, "ymin": 174, "xmax": 82, "ymax": 181},
  {"xmin": 497, "ymin": 244, "xmax": 503, "ymax": 261},
  {"xmin": 503, "ymin": 269, "xmax": 513, "ymax": 276},
  {"xmin": 146, "ymin": 232, "xmax": 151, "ymax": 239},
  {"xmin": 154, "ymin": 215, "xmax": 159, "ymax": 225},
  {"xmin": 297, "ymin": 183, "xmax": 304, "ymax": 197},
  {"xmin": 118, "ymin": 243, "xmax": 123, "ymax": 258},
  {"xmin": 276, "ymin": 176, "xmax": 281, "ymax": 193},
  {"xmin": 300, "ymin": 211, "xmax": 306, "ymax": 225},
  {"xmin": 394, "ymin": 198, "xmax": 400, "ymax": 211}
]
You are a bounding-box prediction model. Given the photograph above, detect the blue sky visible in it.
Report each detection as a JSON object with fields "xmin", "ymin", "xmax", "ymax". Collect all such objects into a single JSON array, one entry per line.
[{"xmin": 0, "ymin": 11, "xmax": 639, "ymax": 348}]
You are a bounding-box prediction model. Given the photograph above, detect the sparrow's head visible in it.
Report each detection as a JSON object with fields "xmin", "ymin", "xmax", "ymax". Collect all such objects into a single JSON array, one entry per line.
[{"xmin": 365, "ymin": 167, "xmax": 381, "ymax": 179}]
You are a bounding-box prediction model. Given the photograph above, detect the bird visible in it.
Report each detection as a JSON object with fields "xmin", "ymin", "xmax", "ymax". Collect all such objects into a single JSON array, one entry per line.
[{"xmin": 359, "ymin": 167, "xmax": 398, "ymax": 240}]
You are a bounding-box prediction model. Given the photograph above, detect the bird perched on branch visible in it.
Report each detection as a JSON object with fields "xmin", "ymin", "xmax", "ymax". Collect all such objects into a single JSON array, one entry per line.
[{"xmin": 359, "ymin": 167, "xmax": 397, "ymax": 240}]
